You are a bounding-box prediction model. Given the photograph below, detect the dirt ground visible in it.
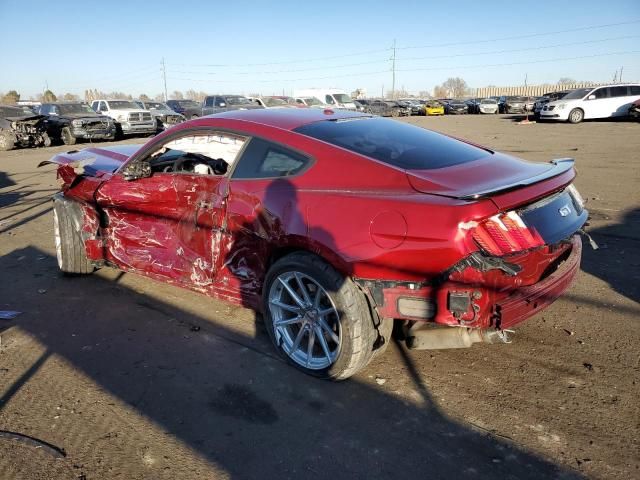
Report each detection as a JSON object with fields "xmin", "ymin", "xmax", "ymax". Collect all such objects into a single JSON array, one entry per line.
[{"xmin": 0, "ymin": 114, "xmax": 638, "ymax": 480}]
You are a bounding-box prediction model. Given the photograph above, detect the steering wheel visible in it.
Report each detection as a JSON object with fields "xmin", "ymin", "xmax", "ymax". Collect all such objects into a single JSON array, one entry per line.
[{"xmin": 167, "ymin": 156, "xmax": 214, "ymax": 175}]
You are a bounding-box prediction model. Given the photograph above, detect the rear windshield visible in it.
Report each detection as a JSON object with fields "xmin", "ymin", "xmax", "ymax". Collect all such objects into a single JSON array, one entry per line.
[{"xmin": 294, "ymin": 117, "xmax": 488, "ymax": 170}]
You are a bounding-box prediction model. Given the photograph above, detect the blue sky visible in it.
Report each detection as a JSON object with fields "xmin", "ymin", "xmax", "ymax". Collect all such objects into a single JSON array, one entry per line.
[{"xmin": 1, "ymin": 0, "xmax": 639, "ymax": 99}]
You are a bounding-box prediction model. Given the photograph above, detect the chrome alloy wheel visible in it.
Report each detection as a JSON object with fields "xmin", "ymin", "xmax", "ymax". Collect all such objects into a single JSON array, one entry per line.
[{"xmin": 268, "ymin": 271, "xmax": 341, "ymax": 370}]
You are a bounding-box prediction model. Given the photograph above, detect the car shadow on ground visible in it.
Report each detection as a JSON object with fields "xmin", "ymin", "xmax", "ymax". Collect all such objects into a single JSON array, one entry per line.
[
  {"xmin": 581, "ymin": 207, "xmax": 640, "ymax": 304},
  {"xmin": 0, "ymin": 246, "xmax": 583, "ymax": 479}
]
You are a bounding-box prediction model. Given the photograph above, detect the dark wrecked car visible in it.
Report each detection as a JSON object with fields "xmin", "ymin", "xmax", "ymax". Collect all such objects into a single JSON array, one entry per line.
[
  {"xmin": 41, "ymin": 109, "xmax": 588, "ymax": 380},
  {"xmin": 0, "ymin": 104, "xmax": 51, "ymax": 151},
  {"xmin": 39, "ymin": 102, "xmax": 116, "ymax": 145}
]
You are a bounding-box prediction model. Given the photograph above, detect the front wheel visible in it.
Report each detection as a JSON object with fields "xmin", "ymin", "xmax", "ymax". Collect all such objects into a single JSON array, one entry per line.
[
  {"xmin": 0, "ymin": 130, "xmax": 16, "ymax": 151},
  {"xmin": 61, "ymin": 127, "xmax": 76, "ymax": 145},
  {"xmin": 53, "ymin": 197, "xmax": 94, "ymax": 275},
  {"xmin": 263, "ymin": 252, "xmax": 376, "ymax": 380},
  {"xmin": 568, "ymin": 108, "xmax": 584, "ymax": 124}
]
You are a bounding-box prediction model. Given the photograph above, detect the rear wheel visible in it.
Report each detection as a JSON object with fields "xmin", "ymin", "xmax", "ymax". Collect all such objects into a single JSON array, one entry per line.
[
  {"xmin": 61, "ymin": 127, "xmax": 76, "ymax": 145},
  {"xmin": 263, "ymin": 252, "xmax": 376, "ymax": 380},
  {"xmin": 568, "ymin": 108, "xmax": 584, "ymax": 124},
  {"xmin": 0, "ymin": 130, "xmax": 16, "ymax": 151},
  {"xmin": 53, "ymin": 198, "xmax": 94, "ymax": 275}
]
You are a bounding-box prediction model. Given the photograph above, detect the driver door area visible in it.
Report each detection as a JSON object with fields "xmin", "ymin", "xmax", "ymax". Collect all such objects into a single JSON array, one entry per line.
[{"xmin": 95, "ymin": 129, "xmax": 248, "ymax": 290}]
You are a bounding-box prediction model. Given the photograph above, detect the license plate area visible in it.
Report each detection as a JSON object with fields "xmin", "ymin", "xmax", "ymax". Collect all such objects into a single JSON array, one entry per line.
[{"xmin": 519, "ymin": 189, "xmax": 587, "ymax": 244}]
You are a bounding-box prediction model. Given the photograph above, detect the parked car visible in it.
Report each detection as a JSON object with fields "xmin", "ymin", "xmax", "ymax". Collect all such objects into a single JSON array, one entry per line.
[
  {"xmin": 445, "ymin": 99, "xmax": 468, "ymax": 114},
  {"xmin": 465, "ymin": 98, "xmax": 481, "ymax": 114},
  {"xmin": 39, "ymin": 102, "xmax": 116, "ymax": 145},
  {"xmin": 270, "ymin": 96, "xmax": 305, "ymax": 107},
  {"xmin": 134, "ymin": 100, "xmax": 185, "ymax": 131},
  {"xmin": 540, "ymin": 84, "xmax": 640, "ymax": 123},
  {"xmin": 0, "ymin": 104, "xmax": 50, "ymax": 151},
  {"xmin": 363, "ymin": 99, "xmax": 409, "ymax": 117},
  {"xmin": 295, "ymin": 97, "xmax": 328, "ymax": 108},
  {"xmin": 353, "ymin": 100, "xmax": 366, "ymax": 112},
  {"xmin": 503, "ymin": 96, "xmax": 527, "ymax": 114},
  {"xmin": 90, "ymin": 100, "xmax": 156, "ymax": 137},
  {"xmin": 478, "ymin": 98, "xmax": 499, "ymax": 114},
  {"xmin": 202, "ymin": 95, "xmax": 264, "ymax": 115},
  {"xmin": 248, "ymin": 96, "xmax": 295, "ymax": 109},
  {"xmin": 41, "ymin": 108, "xmax": 587, "ymax": 380},
  {"xmin": 294, "ymin": 89, "xmax": 357, "ymax": 110},
  {"xmin": 534, "ymin": 90, "xmax": 574, "ymax": 117},
  {"xmin": 424, "ymin": 100, "xmax": 445, "ymax": 116},
  {"xmin": 166, "ymin": 99, "xmax": 203, "ymax": 119}
]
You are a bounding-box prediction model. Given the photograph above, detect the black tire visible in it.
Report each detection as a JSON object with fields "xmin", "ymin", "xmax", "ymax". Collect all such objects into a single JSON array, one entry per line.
[
  {"xmin": 263, "ymin": 252, "xmax": 376, "ymax": 380},
  {"xmin": 61, "ymin": 127, "xmax": 76, "ymax": 145},
  {"xmin": 568, "ymin": 108, "xmax": 584, "ymax": 124},
  {"xmin": 52, "ymin": 197, "xmax": 94, "ymax": 275},
  {"xmin": 0, "ymin": 130, "xmax": 16, "ymax": 151}
]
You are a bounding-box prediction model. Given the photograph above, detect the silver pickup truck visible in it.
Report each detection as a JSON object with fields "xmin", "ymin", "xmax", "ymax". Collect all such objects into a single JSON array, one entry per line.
[{"xmin": 91, "ymin": 100, "xmax": 156, "ymax": 137}]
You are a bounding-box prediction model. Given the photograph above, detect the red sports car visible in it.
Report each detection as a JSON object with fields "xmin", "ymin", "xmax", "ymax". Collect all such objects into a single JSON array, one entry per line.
[{"xmin": 42, "ymin": 109, "xmax": 587, "ymax": 379}]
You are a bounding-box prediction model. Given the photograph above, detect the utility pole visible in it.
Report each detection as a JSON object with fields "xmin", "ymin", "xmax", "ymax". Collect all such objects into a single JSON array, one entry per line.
[
  {"xmin": 161, "ymin": 58, "xmax": 168, "ymax": 102},
  {"xmin": 391, "ymin": 39, "xmax": 396, "ymax": 99},
  {"xmin": 620, "ymin": 66, "xmax": 623, "ymax": 82}
]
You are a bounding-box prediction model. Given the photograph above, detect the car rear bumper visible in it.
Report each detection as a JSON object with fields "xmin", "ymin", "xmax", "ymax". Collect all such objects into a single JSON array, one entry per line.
[
  {"xmin": 495, "ymin": 236, "xmax": 581, "ymax": 328},
  {"xmin": 364, "ymin": 235, "xmax": 582, "ymax": 331}
]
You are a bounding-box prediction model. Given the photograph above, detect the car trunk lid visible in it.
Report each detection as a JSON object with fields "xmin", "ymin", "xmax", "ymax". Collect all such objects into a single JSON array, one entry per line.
[
  {"xmin": 406, "ymin": 154, "xmax": 575, "ymax": 209},
  {"xmin": 38, "ymin": 144, "xmax": 141, "ymax": 186}
]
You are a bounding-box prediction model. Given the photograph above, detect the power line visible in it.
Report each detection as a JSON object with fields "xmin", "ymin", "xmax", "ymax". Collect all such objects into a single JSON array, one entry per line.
[
  {"xmin": 397, "ymin": 35, "xmax": 640, "ymax": 62},
  {"xmin": 396, "ymin": 50, "xmax": 640, "ymax": 73},
  {"xmin": 396, "ymin": 19, "xmax": 640, "ymax": 50},
  {"xmin": 167, "ymin": 57, "xmax": 389, "ymax": 76},
  {"xmin": 167, "ymin": 19, "xmax": 640, "ymax": 70},
  {"xmin": 171, "ymin": 47, "xmax": 392, "ymax": 68}
]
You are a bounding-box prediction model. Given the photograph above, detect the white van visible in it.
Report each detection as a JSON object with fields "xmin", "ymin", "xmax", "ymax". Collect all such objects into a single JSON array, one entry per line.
[
  {"xmin": 540, "ymin": 83, "xmax": 640, "ymax": 123},
  {"xmin": 293, "ymin": 88, "xmax": 356, "ymax": 110}
]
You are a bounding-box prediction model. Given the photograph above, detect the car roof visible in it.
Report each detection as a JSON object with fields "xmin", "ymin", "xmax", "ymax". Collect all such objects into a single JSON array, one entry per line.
[{"xmin": 208, "ymin": 108, "xmax": 372, "ymax": 130}]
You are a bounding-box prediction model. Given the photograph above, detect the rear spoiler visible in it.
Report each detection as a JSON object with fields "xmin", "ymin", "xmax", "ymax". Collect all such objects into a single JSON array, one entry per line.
[{"xmin": 457, "ymin": 158, "xmax": 574, "ymax": 200}]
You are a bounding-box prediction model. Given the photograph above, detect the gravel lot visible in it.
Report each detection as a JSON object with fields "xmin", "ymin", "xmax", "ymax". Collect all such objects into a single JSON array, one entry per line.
[{"xmin": 0, "ymin": 114, "xmax": 638, "ymax": 480}]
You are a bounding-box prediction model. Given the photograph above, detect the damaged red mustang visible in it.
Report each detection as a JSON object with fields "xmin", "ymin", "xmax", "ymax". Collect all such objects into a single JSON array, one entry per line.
[{"xmin": 42, "ymin": 109, "xmax": 587, "ymax": 379}]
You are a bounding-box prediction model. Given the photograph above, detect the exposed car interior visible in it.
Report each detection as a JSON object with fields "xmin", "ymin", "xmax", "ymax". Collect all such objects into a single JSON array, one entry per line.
[{"xmin": 147, "ymin": 133, "xmax": 248, "ymax": 176}]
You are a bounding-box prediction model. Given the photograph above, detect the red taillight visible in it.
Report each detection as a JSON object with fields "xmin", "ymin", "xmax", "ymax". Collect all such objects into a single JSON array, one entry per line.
[{"xmin": 471, "ymin": 211, "xmax": 544, "ymax": 256}]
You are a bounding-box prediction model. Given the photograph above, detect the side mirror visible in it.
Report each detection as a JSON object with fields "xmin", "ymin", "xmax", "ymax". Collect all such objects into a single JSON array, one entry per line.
[
  {"xmin": 121, "ymin": 160, "xmax": 152, "ymax": 181},
  {"xmin": 588, "ymin": 94, "xmax": 596, "ymax": 100}
]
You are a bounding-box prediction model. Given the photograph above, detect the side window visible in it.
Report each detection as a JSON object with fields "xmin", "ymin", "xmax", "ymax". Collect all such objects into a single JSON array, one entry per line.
[
  {"xmin": 51, "ymin": 106, "xmax": 59, "ymax": 115},
  {"xmin": 325, "ymin": 95, "xmax": 335, "ymax": 105},
  {"xmin": 145, "ymin": 131, "xmax": 248, "ymax": 176},
  {"xmin": 99, "ymin": 101, "xmax": 108, "ymax": 112},
  {"xmin": 204, "ymin": 97, "xmax": 214, "ymax": 107},
  {"xmin": 630, "ymin": 85, "xmax": 640, "ymax": 95},
  {"xmin": 592, "ymin": 88, "xmax": 608, "ymax": 99},
  {"xmin": 40, "ymin": 105, "xmax": 51, "ymax": 115},
  {"xmin": 215, "ymin": 96, "xmax": 226, "ymax": 107},
  {"xmin": 609, "ymin": 86, "xmax": 628, "ymax": 97},
  {"xmin": 232, "ymin": 138, "xmax": 310, "ymax": 179},
  {"xmin": 91, "ymin": 101, "xmax": 98, "ymax": 111}
]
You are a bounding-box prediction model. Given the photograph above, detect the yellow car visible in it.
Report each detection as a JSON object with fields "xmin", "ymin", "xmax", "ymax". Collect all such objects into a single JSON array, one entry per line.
[{"xmin": 424, "ymin": 101, "xmax": 444, "ymax": 116}]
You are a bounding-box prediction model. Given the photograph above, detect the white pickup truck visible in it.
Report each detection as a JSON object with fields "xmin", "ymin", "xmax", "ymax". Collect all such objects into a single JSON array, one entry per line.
[{"xmin": 90, "ymin": 99, "xmax": 156, "ymax": 137}]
